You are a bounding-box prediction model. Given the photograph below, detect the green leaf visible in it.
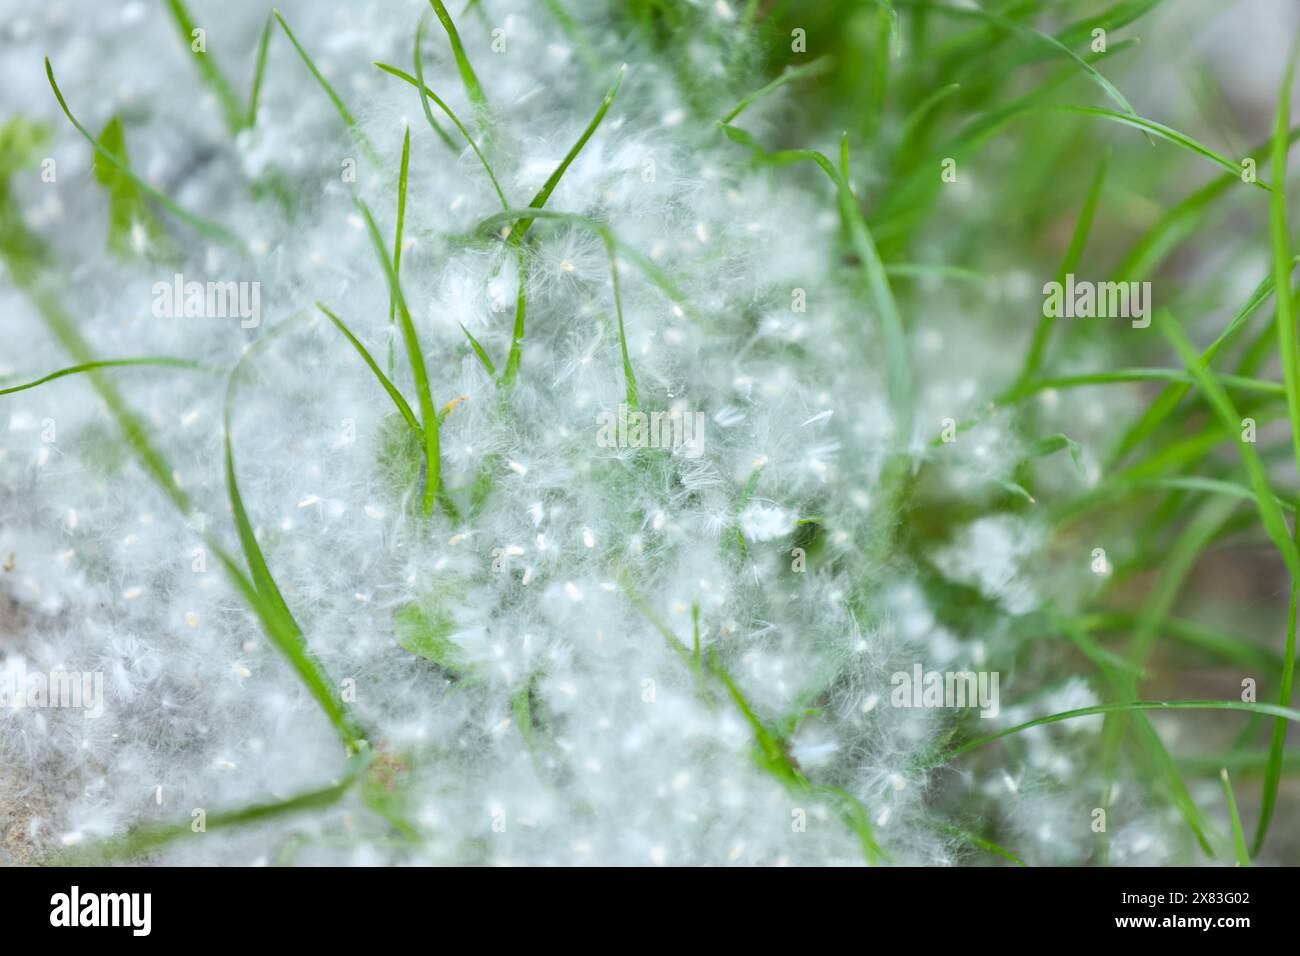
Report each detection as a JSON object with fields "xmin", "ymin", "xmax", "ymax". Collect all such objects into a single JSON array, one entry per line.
[
  {"xmin": 0, "ymin": 117, "xmax": 50, "ymax": 174},
  {"xmin": 93, "ymin": 116, "xmax": 164, "ymax": 257}
]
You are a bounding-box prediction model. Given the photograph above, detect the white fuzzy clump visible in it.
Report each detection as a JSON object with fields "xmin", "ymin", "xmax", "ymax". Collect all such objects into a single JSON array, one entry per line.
[{"xmin": 0, "ymin": 0, "xmax": 1167, "ymax": 865}]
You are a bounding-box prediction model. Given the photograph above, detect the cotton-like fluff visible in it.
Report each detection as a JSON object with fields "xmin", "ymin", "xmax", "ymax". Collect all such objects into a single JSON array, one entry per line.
[{"xmin": 0, "ymin": 0, "xmax": 1168, "ymax": 865}]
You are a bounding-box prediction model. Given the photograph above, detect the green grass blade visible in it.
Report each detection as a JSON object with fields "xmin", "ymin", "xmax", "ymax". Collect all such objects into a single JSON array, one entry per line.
[
  {"xmin": 606, "ymin": 234, "xmax": 638, "ymax": 408},
  {"xmin": 719, "ymin": 123, "xmax": 913, "ymax": 445},
  {"xmin": 64, "ymin": 758, "xmax": 364, "ymax": 862},
  {"xmin": 1255, "ymin": 562, "xmax": 1299, "ymax": 856},
  {"xmin": 0, "ymin": 358, "xmax": 206, "ymax": 396},
  {"xmin": 1220, "ymin": 768, "xmax": 1252, "ymax": 865},
  {"xmin": 1052, "ymin": 0, "xmax": 1165, "ymax": 51},
  {"xmin": 20, "ymin": 287, "xmax": 191, "ymax": 513},
  {"xmin": 1017, "ymin": 152, "xmax": 1107, "ymax": 384},
  {"xmin": 1160, "ymin": 310, "xmax": 1300, "ymax": 579},
  {"xmin": 388, "ymin": 125, "xmax": 412, "ymax": 370},
  {"xmin": 936, "ymin": 699, "xmax": 1300, "ymax": 765},
  {"xmin": 1003, "ymin": 368, "xmax": 1284, "ymax": 402},
  {"xmin": 1269, "ymin": 42, "xmax": 1300, "ymax": 487},
  {"xmin": 407, "ymin": 15, "xmax": 457, "ymax": 151},
  {"xmin": 814, "ymin": 784, "xmax": 885, "ymax": 865},
  {"xmin": 357, "ymin": 200, "xmax": 441, "ymax": 515},
  {"xmin": 500, "ymin": 253, "xmax": 529, "ymax": 387},
  {"xmin": 1109, "ymin": 265, "xmax": 1286, "ymax": 466},
  {"xmin": 720, "ymin": 58, "xmax": 832, "ymax": 124},
  {"xmin": 895, "ymin": 82, "xmax": 961, "ymax": 158},
  {"xmin": 459, "ymin": 322, "xmax": 497, "ymax": 377},
  {"xmin": 1076, "ymin": 610, "xmax": 1284, "ymax": 673},
  {"xmin": 222, "ymin": 372, "xmax": 361, "ymax": 750},
  {"xmin": 710, "ymin": 650, "xmax": 807, "ymax": 789},
  {"xmin": 475, "ymin": 207, "xmax": 704, "ymax": 323},
  {"xmin": 273, "ymin": 9, "xmax": 378, "ymax": 163},
  {"xmin": 503, "ymin": 63, "xmax": 626, "ymax": 387},
  {"xmin": 895, "ymin": 0, "xmax": 1139, "ymax": 118},
  {"xmin": 45, "ymin": 58, "xmax": 238, "ymax": 245},
  {"xmin": 317, "ymin": 302, "xmax": 421, "ymax": 436},
  {"xmin": 1037, "ymin": 105, "xmax": 1269, "ymax": 187},
  {"xmin": 377, "ymin": 58, "xmax": 508, "ymax": 207},
  {"xmin": 246, "ymin": 13, "xmax": 274, "ymax": 128},
  {"xmin": 513, "ymin": 65, "xmax": 625, "ymax": 241},
  {"xmin": 93, "ymin": 115, "xmax": 165, "ymax": 256},
  {"xmin": 928, "ymin": 821, "xmax": 1027, "ymax": 866},
  {"xmin": 1252, "ymin": 44, "xmax": 1300, "ymax": 856},
  {"xmin": 163, "ymin": 0, "xmax": 245, "ymax": 133},
  {"xmin": 427, "ymin": 0, "xmax": 493, "ymax": 137}
]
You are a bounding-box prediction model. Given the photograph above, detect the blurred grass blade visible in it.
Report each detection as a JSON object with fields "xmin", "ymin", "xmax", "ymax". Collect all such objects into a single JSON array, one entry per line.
[
  {"xmin": 1039, "ymin": 106, "xmax": 1269, "ymax": 187},
  {"xmin": 1109, "ymin": 265, "xmax": 1286, "ymax": 465},
  {"xmin": 1253, "ymin": 40, "xmax": 1300, "ymax": 857},
  {"xmin": 1160, "ymin": 310, "xmax": 1300, "ymax": 579},
  {"xmin": 163, "ymin": 0, "xmax": 245, "ymax": 133},
  {"xmin": 721, "ymin": 58, "xmax": 832, "ymax": 124},
  {"xmin": 928, "ymin": 821, "xmax": 1027, "ymax": 866},
  {"xmin": 1017, "ymin": 151, "xmax": 1107, "ymax": 384},
  {"xmin": 246, "ymin": 13, "xmax": 274, "ymax": 128},
  {"xmin": 896, "ymin": 0, "xmax": 1139, "ymax": 118},
  {"xmin": 45, "ymin": 58, "xmax": 238, "ymax": 245},
  {"xmin": 501, "ymin": 254, "xmax": 529, "ymax": 387},
  {"xmin": 1220, "ymin": 768, "xmax": 1252, "ymax": 866}
]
